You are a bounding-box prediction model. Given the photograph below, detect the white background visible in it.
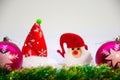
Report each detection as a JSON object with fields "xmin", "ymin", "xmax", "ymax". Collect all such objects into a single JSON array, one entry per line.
[{"xmin": 0, "ymin": 0, "xmax": 120, "ymax": 64}]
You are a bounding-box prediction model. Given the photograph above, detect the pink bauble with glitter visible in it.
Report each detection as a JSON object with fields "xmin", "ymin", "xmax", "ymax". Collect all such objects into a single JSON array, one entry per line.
[
  {"xmin": 96, "ymin": 40, "xmax": 120, "ymax": 68},
  {"xmin": 0, "ymin": 41, "xmax": 23, "ymax": 70}
]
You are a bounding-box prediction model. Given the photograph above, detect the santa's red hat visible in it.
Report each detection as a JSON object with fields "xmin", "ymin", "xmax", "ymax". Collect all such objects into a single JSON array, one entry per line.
[
  {"xmin": 57, "ymin": 33, "xmax": 88, "ymax": 57},
  {"xmin": 22, "ymin": 19, "xmax": 47, "ymax": 57}
]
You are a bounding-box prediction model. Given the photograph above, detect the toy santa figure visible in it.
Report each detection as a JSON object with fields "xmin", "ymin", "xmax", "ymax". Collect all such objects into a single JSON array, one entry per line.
[{"xmin": 57, "ymin": 33, "xmax": 92, "ymax": 66}]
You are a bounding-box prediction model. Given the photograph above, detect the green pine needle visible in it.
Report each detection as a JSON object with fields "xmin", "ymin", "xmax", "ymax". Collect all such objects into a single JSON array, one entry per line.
[{"xmin": 0, "ymin": 64, "xmax": 120, "ymax": 80}]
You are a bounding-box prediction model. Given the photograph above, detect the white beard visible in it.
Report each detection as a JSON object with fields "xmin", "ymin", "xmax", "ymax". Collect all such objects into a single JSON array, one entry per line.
[{"xmin": 64, "ymin": 47, "xmax": 92, "ymax": 66}]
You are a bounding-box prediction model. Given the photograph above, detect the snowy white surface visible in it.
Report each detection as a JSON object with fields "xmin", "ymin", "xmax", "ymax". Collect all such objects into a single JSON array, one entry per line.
[{"xmin": 22, "ymin": 56, "xmax": 58, "ymax": 68}]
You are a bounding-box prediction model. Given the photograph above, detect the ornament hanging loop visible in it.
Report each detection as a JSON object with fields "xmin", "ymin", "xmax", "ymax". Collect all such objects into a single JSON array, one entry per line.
[
  {"xmin": 3, "ymin": 36, "xmax": 10, "ymax": 42},
  {"xmin": 115, "ymin": 36, "xmax": 120, "ymax": 42}
]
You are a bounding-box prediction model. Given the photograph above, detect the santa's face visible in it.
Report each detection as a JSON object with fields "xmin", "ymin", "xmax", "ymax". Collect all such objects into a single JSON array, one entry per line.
[
  {"xmin": 64, "ymin": 47, "xmax": 92, "ymax": 66},
  {"xmin": 71, "ymin": 47, "xmax": 82, "ymax": 58}
]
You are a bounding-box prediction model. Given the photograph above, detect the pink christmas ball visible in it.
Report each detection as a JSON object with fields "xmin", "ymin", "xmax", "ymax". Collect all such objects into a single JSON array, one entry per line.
[
  {"xmin": 0, "ymin": 41, "xmax": 23, "ymax": 70},
  {"xmin": 96, "ymin": 41, "xmax": 120, "ymax": 68}
]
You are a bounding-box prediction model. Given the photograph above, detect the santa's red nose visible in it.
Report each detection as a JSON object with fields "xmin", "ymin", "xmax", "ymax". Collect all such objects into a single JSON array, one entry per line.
[{"xmin": 73, "ymin": 50, "xmax": 78, "ymax": 55}]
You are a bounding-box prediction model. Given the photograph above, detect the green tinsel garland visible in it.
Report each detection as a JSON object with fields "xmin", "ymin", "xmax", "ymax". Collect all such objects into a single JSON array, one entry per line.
[{"xmin": 0, "ymin": 65, "xmax": 120, "ymax": 80}]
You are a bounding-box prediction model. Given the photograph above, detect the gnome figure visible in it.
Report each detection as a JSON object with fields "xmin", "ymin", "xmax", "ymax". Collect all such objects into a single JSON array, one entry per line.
[{"xmin": 57, "ymin": 33, "xmax": 92, "ymax": 66}]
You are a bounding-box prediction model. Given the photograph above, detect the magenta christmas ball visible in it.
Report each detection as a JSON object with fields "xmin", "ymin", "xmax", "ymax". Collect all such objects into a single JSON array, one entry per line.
[
  {"xmin": 96, "ymin": 40, "xmax": 120, "ymax": 68},
  {"xmin": 0, "ymin": 41, "xmax": 23, "ymax": 70}
]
